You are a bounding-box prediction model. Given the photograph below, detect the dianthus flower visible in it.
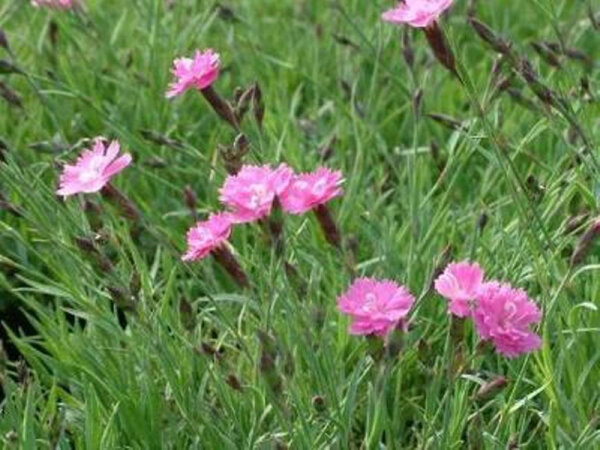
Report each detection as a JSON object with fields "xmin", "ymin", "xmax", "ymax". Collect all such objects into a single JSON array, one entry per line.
[
  {"xmin": 338, "ymin": 278, "xmax": 415, "ymax": 337},
  {"xmin": 381, "ymin": 0, "xmax": 454, "ymax": 28},
  {"xmin": 434, "ymin": 261, "xmax": 484, "ymax": 317},
  {"xmin": 166, "ymin": 49, "xmax": 220, "ymax": 98},
  {"xmin": 57, "ymin": 139, "xmax": 131, "ymax": 197},
  {"xmin": 219, "ymin": 164, "xmax": 293, "ymax": 223},
  {"xmin": 182, "ymin": 213, "xmax": 232, "ymax": 261},
  {"xmin": 473, "ymin": 282, "xmax": 542, "ymax": 358},
  {"xmin": 382, "ymin": 1, "xmax": 457, "ymax": 76},
  {"xmin": 31, "ymin": 0, "xmax": 75, "ymax": 8},
  {"xmin": 280, "ymin": 168, "xmax": 343, "ymax": 215}
]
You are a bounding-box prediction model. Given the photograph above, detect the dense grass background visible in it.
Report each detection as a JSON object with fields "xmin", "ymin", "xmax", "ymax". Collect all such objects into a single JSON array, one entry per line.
[{"xmin": 0, "ymin": 0, "xmax": 599, "ymax": 447}]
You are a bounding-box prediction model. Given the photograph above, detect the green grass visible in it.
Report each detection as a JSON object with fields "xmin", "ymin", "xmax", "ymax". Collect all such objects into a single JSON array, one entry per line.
[{"xmin": 0, "ymin": 0, "xmax": 599, "ymax": 448}]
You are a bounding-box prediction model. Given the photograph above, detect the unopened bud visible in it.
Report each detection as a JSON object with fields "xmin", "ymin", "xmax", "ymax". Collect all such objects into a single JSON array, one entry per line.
[
  {"xmin": 235, "ymin": 85, "xmax": 254, "ymax": 121},
  {"xmin": 179, "ymin": 297, "xmax": 195, "ymax": 331},
  {"xmin": 319, "ymin": 135, "xmax": 336, "ymax": 161},
  {"xmin": 226, "ymin": 374, "xmax": 243, "ymax": 391},
  {"xmin": 0, "ymin": 81, "xmax": 23, "ymax": 109},
  {"xmin": 564, "ymin": 211, "xmax": 589, "ymax": 234},
  {"xmin": 473, "ymin": 376, "xmax": 508, "ymax": 401},
  {"xmin": 427, "ymin": 113, "xmax": 464, "ymax": 131},
  {"xmin": 468, "ymin": 17, "xmax": 513, "ymax": 55},
  {"xmin": 570, "ymin": 217, "xmax": 600, "ymax": 266},
  {"xmin": 140, "ymin": 129, "xmax": 182, "ymax": 149},
  {"xmin": 477, "ymin": 212, "xmax": 488, "ymax": 232},
  {"xmin": 412, "ymin": 88, "xmax": 423, "ymax": 116},
  {"xmin": 4, "ymin": 430, "xmax": 17, "ymax": 443},
  {"xmin": 312, "ymin": 395, "xmax": 326, "ymax": 413},
  {"xmin": 0, "ymin": 29, "xmax": 10, "ymax": 53},
  {"xmin": 200, "ymin": 342, "xmax": 221, "ymax": 359},
  {"xmin": 183, "ymin": 185, "xmax": 197, "ymax": 220},
  {"xmin": 251, "ymin": 82, "xmax": 265, "ymax": 129},
  {"xmin": 531, "ymin": 42, "xmax": 561, "ymax": 68},
  {"xmin": 0, "ymin": 60, "xmax": 23, "ymax": 75},
  {"xmin": 107, "ymin": 285, "xmax": 135, "ymax": 312},
  {"xmin": 74, "ymin": 236, "xmax": 97, "ymax": 253}
]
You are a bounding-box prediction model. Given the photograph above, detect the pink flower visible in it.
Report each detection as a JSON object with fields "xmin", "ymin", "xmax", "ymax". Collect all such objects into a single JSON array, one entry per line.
[
  {"xmin": 279, "ymin": 168, "xmax": 344, "ymax": 214},
  {"xmin": 31, "ymin": 0, "xmax": 75, "ymax": 8},
  {"xmin": 473, "ymin": 282, "xmax": 542, "ymax": 358},
  {"xmin": 434, "ymin": 261, "xmax": 485, "ymax": 317},
  {"xmin": 381, "ymin": 0, "xmax": 454, "ymax": 28},
  {"xmin": 182, "ymin": 213, "xmax": 232, "ymax": 261},
  {"xmin": 219, "ymin": 164, "xmax": 293, "ymax": 223},
  {"xmin": 166, "ymin": 49, "xmax": 220, "ymax": 98},
  {"xmin": 337, "ymin": 278, "xmax": 415, "ymax": 337},
  {"xmin": 57, "ymin": 139, "xmax": 132, "ymax": 197}
]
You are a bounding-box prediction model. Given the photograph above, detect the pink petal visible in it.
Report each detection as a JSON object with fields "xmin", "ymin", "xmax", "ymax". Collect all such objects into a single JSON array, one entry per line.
[{"xmin": 103, "ymin": 153, "xmax": 132, "ymax": 178}]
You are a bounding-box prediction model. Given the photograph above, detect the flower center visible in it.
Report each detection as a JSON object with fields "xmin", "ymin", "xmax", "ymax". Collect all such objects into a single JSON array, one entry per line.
[
  {"xmin": 362, "ymin": 292, "xmax": 378, "ymax": 312},
  {"xmin": 79, "ymin": 168, "xmax": 101, "ymax": 183},
  {"xmin": 194, "ymin": 229, "xmax": 212, "ymax": 245},
  {"xmin": 313, "ymin": 179, "xmax": 327, "ymax": 196},
  {"xmin": 504, "ymin": 301, "xmax": 517, "ymax": 317},
  {"xmin": 296, "ymin": 180, "xmax": 309, "ymax": 190},
  {"xmin": 248, "ymin": 184, "xmax": 268, "ymax": 208}
]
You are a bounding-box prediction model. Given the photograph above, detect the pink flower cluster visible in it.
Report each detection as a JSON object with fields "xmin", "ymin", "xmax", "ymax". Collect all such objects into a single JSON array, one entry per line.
[
  {"xmin": 182, "ymin": 164, "xmax": 343, "ymax": 261},
  {"xmin": 31, "ymin": 0, "xmax": 75, "ymax": 9},
  {"xmin": 336, "ymin": 261, "xmax": 542, "ymax": 358},
  {"xmin": 57, "ymin": 139, "xmax": 132, "ymax": 197},
  {"xmin": 434, "ymin": 261, "xmax": 542, "ymax": 358},
  {"xmin": 166, "ymin": 49, "xmax": 220, "ymax": 98},
  {"xmin": 382, "ymin": 0, "xmax": 454, "ymax": 28},
  {"xmin": 337, "ymin": 278, "xmax": 415, "ymax": 336}
]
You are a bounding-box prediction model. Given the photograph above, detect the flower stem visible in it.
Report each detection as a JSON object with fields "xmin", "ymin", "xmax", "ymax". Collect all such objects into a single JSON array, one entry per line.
[
  {"xmin": 423, "ymin": 21, "xmax": 459, "ymax": 80},
  {"xmin": 101, "ymin": 183, "xmax": 140, "ymax": 222},
  {"xmin": 264, "ymin": 197, "xmax": 285, "ymax": 256},
  {"xmin": 313, "ymin": 204, "xmax": 341, "ymax": 248},
  {"xmin": 448, "ymin": 316, "xmax": 466, "ymax": 378},
  {"xmin": 212, "ymin": 246, "xmax": 249, "ymax": 288},
  {"xmin": 201, "ymin": 86, "xmax": 240, "ymax": 131}
]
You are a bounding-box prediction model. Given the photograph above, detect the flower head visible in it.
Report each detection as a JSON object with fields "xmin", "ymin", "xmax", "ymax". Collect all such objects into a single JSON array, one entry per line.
[
  {"xmin": 182, "ymin": 213, "xmax": 232, "ymax": 261},
  {"xmin": 57, "ymin": 139, "xmax": 132, "ymax": 197},
  {"xmin": 337, "ymin": 278, "xmax": 415, "ymax": 337},
  {"xmin": 31, "ymin": 0, "xmax": 75, "ymax": 8},
  {"xmin": 166, "ymin": 49, "xmax": 220, "ymax": 98},
  {"xmin": 381, "ymin": 0, "xmax": 454, "ymax": 28},
  {"xmin": 280, "ymin": 168, "xmax": 344, "ymax": 215},
  {"xmin": 434, "ymin": 261, "xmax": 484, "ymax": 317},
  {"xmin": 473, "ymin": 282, "xmax": 542, "ymax": 358},
  {"xmin": 219, "ymin": 164, "xmax": 293, "ymax": 223}
]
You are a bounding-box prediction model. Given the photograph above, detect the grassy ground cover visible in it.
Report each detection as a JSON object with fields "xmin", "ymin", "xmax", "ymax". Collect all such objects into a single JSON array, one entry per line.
[{"xmin": 0, "ymin": 0, "xmax": 599, "ymax": 447}]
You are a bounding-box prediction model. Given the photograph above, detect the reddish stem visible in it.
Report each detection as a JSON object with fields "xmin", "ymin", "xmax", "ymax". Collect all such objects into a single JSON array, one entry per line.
[
  {"xmin": 101, "ymin": 183, "xmax": 140, "ymax": 222},
  {"xmin": 423, "ymin": 21, "xmax": 459, "ymax": 79},
  {"xmin": 212, "ymin": 246, "xmax": 249, "ymax": 288},
  {"xmin": 201, "ymin": 86, "xmax": 240, "ymax": 131},
  {"xmin": 314, "ymin": 204, "xmax": 341, "ymax": 248}
]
